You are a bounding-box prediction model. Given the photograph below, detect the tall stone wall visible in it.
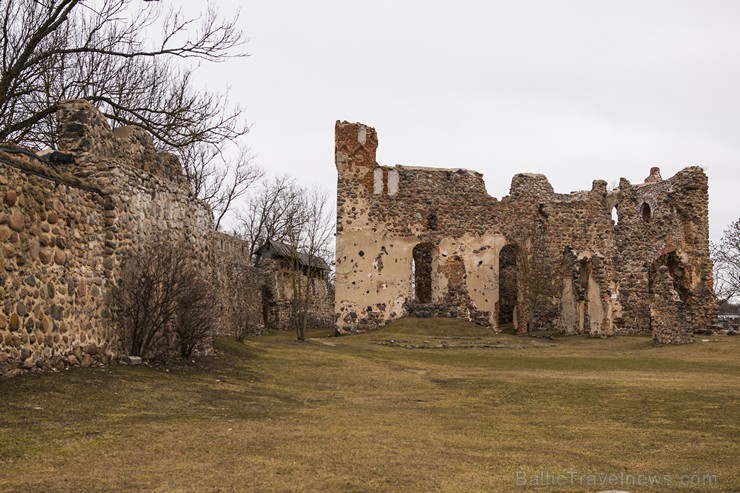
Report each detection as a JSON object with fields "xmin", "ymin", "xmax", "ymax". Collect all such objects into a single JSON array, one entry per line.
[
  {"xmin": 212, "ymin": 232, "xmax": 265, "ymax": 337},
  {"xmin": 334, "ymin": 121, "xmax": 717, "ymax": 344},
  {"xmin": 1, "ymin": 147, "xmax": 114, "ymax": 372},
  {"xmin": 0, "ymin": 100, "xmax": 259, "ymax": 376}
]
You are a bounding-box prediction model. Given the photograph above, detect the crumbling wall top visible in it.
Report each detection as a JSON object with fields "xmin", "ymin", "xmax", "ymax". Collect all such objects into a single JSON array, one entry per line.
[
  {"xmin": 509, "ymin": 172, "xmax": 554, "ymax": 199},
  {"xmin": 335, "ymin": 120, "xmax": 378, "ymax": 171},
  {"xmin": 57, "ymin": 99, "xmax": 186, "ymax": 186},
  {"xmin": 644, "ymin": 166, "xmax": 663, "ymax": 183}
]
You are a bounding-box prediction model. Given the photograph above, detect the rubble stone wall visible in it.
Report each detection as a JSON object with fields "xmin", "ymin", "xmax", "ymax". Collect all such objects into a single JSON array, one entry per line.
[
  {"xmin": 0, "ymin": 152, "xmax": 114, "ymax": 372},
  {"xmin": 211, "ymin": 232, "xmax": 265, "ymax": 338},
  {"xmin": 0, "ymin": 100, "xmax": 258, "ymax": 376},
  {"xmin": 335, "ymin": 121, "xmax": 717, "ymax": 343}
]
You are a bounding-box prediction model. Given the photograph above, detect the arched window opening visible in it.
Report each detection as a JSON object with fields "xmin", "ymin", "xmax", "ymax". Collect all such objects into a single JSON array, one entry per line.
[
  {"xmin": 412, "ymin": 243, "xmax": 434, "ymax": 303},
  {"xmin": 611, "ymin": 205, "xmax": 619, "ymax": 225},
  {"xmin": 640, "ymin": 202, "xmax": 652, "ymax": 223}
]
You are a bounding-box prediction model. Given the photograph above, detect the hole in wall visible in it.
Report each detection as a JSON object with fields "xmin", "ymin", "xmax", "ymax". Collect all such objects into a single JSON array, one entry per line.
[
  {"xmin": 649, "ymin": 251, "xmax": 690, "ymax": 303},
  {"xmin": 640, "ymin": 202, "xmax": 652, "ymax": 223},
  {"xmin": 498, "ymin": 244, "xmax": 519, "ymax": 325},
  {"xmin": 412, "ymin": 243, "xmax": 434, "ymax": 304},
  {"xmin": 427, "ymin": 212, "xmax": 438, "ymax": 231}
]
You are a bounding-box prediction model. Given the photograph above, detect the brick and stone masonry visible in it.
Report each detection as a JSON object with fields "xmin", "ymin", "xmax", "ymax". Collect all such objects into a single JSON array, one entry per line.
[{"xmin": 334, "ymin": 121, "xmax": 717, "ymax": 344}]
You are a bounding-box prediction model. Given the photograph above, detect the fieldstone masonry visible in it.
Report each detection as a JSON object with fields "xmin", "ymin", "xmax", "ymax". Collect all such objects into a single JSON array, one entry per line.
[
  {"xmin": 335, "ymin": 121, "xmax": 717, "ymax": 343},
  {"xmin": 0, "ymin": 100, "xmax": 263, "ymax": 376}
]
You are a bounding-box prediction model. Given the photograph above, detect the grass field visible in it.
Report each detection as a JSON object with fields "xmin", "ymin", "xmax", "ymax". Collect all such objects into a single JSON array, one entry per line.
[{"xmin": 1, "ymin": 318, "xmax": 738, "ymax": 492}]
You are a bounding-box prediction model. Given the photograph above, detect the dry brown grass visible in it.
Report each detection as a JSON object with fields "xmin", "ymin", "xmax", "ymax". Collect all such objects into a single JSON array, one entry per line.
[{"xmin": 1, "ymin": 317, "xmax": 738, "ymax": 492}]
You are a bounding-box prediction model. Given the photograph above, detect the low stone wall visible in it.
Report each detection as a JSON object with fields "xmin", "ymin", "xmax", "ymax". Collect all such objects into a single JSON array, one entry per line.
[{"xmin": 261, "ymin": 259, "xmax": 334, "ymax": 330}]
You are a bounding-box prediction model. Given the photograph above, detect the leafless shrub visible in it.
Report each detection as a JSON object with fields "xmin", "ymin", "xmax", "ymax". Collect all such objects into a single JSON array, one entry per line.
[
  {"xmin": 114, "ymin": 239, "xmax": 216, "ymax": 358},
  {"xmin": 220, "ymin": 262, "xmax": 261, "ymax": 342},
  {"xmin": 174, "ymin": 273, "xmax": 217, "ymax": 358}
]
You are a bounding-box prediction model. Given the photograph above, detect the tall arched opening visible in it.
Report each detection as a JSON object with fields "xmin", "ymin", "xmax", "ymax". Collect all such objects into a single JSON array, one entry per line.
[
  {"xmin": 412, "ymin": 243, "xmax": 435, "ymax": 304},
  {"xmin": 498, "ymin": 244, "xmax": 519, "ymax": 328}
]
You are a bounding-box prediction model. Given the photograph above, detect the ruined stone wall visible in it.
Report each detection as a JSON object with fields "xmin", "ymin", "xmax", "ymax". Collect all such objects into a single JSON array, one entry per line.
[
  {"xmin": 0, "ymin": 148, "xmax": 115, "ymax": 372},
  {"xmin": 212, "ymin": 232, "xmax": 265, "ymax": 337},
  {"xmin": 0, "ymin": 100, "xmax": 259, "ymax": 376},
  {"xmin": 610, "ymin": 167, "xmax": 716, "ymax": 343},
  {"xmin": 335, "ymin": 121, "xmax": 717, "ymax": 343},
  {"xmin": 335, "ymin": 121, "xmax": 506, "ymax": 331}
]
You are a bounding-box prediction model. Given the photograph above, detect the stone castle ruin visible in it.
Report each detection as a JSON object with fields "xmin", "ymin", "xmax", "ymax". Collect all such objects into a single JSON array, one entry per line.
[
  {"xmin": 334, "ymin": 121, "xmax": 717, "ymax": 343},
  {"xmin": 0, "ymin": 104, "xmax": 719, "ymax": 378}
]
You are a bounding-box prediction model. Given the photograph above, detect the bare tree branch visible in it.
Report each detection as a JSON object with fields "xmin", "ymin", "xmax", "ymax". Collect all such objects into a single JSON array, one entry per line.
[
  {"xmin": 0, "ymin": 0, "xmax": 252, "ymax": 224},
  {"xmin": 237, "ymin": 175, "xmax": 307, "ymax": 262},
  {"xmin": 712, "ymin": 218, "xmax": 740, "ymax": 306}
]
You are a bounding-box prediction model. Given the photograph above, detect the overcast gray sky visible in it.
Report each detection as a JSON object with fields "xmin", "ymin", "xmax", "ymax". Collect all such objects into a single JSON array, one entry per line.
[{"xmin": 203, "ymin": 0, "xmax": 739, "ymax": 242}]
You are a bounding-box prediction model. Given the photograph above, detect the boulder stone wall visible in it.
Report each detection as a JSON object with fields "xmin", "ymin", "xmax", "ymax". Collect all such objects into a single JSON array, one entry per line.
[{"xmin": 0, "ymin": 100, "xmax": 259, "ymax": 376}]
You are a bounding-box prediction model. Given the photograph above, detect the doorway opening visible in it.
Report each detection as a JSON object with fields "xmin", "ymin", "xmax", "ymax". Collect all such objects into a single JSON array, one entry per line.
[
  {"xmin": 412, "ymin": 243, "xmax": 434, "ymax": 303},
  {"xmin": 498, "ymin": 244, "xmax": 519, "ymax": 326}
]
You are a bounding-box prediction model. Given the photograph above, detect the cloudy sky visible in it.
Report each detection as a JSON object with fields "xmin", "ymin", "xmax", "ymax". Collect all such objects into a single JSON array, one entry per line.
[{"xmin": 201, "ymin": 0, "xmax": 739, "ymax": 242}]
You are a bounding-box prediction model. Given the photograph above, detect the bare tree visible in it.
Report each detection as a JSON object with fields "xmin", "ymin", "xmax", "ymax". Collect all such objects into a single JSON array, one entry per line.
[
  {"xmin": 0, "ymin": 0, "xmax": 252, "ymax": 224},
  {"xmin": 238, "ymin": 175, "xmax": 305, "ymax": 261},
  {"xmin": 114, "ymin": 239, "xmax": 216, "ymax": 358},
  {"xmin": 181, "ymin": 142, "xmax": 263, "ymax": 230},
  {"xmin": 712, "ymin": 218, "xmax": 740, "ymax": 307},
  {"xmin": 283, "ymin": 187, "xmax": 334, "ymax": 341},
  {"xmin": 236, "ymin": 178, "xmax": 335, "ymax": 339}
]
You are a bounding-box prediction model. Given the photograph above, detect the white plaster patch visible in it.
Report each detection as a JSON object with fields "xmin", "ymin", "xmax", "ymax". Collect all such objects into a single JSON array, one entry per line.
[
  {"xmin": 373, "ymin": 168, "xmax": 383, "ymax": 195},
  {"xmin": 560, "ymin": 277, "xmax": 578, "ymax": 334},
  {"xmin": 588, "ymin": 276, "xmax": 605, "ymax": 335},
  {"xmin": 388, "ymin": 170, "xmax": 399, "ymax": 196},
  {"xmin": 358, "ymin": 127, "xmax": 367, "ymax": 145}
]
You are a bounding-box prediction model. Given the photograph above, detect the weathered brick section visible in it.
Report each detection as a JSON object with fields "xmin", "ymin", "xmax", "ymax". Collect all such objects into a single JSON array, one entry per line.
[
  {"xmin": 334, "ymin": 121, "xmax": 717, "ymax": 343},
  {"xmin": 0, "ymin": 100, "xmax": 261, "ymax": 376}
]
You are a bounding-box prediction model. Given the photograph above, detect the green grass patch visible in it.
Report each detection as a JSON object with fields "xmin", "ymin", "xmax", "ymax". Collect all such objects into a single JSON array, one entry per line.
[{"xmin": 0, "ymin": 317, "xmax": 738, "ymax": 492}]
